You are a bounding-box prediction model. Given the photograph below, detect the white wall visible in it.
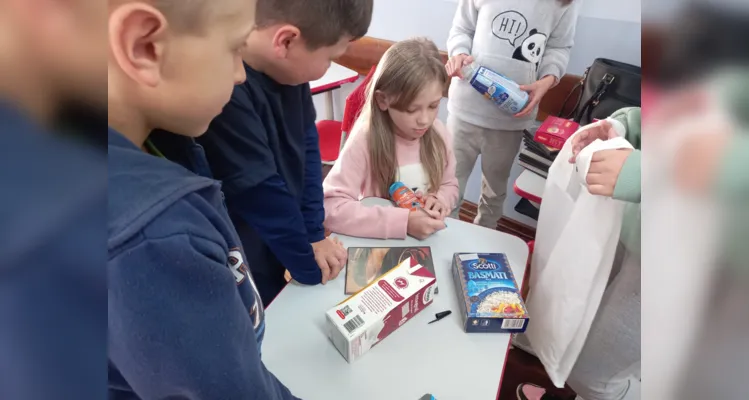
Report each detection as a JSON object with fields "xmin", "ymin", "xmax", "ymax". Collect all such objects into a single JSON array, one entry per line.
[
  {"xmin": 366, "ymin": 0, "xmax": 455, "ymax": 51},
  {"xmin": 579, "ymin": 0, "xmax": 640, "ymax": 23},
  {"xmin": 314, "ymin": 0, "xmax": 641, "ymax": 226},
  {"xmin": 363, "ymin": 0, "xmax": 642, "ymax": 74}
]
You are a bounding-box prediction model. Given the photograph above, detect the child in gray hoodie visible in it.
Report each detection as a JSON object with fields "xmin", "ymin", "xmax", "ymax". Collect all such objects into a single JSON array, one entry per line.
[{"xmin": 445, "ymin": 0, "xmax": 580, "ymax": 226}]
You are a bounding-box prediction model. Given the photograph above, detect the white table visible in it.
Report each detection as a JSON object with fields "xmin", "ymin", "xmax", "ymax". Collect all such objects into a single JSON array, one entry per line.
[
  {"xmin": 513, "ymin": 169, "xmax": 545, "ymax": 205},
  {"xmin": 263, "ymin": 198, "xmax": 529, "ymax": 400},
  {"xmin": 310, "ymin": 62, "xmax": 359, "ymax": 120}
]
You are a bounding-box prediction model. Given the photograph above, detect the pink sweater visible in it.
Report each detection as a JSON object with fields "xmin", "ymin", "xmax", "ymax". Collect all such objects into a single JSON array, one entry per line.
[{"xmin": 323, "ymin": 119, "xmax": 459, "ymax": 239}]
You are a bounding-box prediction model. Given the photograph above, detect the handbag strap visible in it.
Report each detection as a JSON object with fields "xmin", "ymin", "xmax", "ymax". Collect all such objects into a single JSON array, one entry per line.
[
  {"xmin": 573, "ymin": 73, "xmax": 616, "ymax": 123},
  {"xmin": 558, "ymin": 67, "xmax": 589, "ymax": 119}
]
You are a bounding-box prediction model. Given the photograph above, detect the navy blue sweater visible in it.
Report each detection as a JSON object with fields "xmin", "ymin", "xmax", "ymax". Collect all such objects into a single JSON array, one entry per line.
[
  {"xmin": 196, "ymin": 64, "xmax": 324, "ymax": 286},
  {"xmin": 0, "ymin": 104, "xmax": 106, "ymax": 399},
  {"xmin": 108, "ymin": 128, "xmax": 298, "ymax": 400}
]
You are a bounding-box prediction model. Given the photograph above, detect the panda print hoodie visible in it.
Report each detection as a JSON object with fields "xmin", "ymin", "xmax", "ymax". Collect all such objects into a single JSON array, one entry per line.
[{"xmin": 447, "ymin": 0, "xmax": 580, "ymax": 131}]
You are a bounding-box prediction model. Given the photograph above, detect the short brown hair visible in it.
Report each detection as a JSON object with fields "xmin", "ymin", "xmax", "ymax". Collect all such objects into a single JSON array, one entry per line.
[
  {"xmin": 148, "ymin": 0, "xmax": 241, "ymax": 34},
  {"xmin": 129, "ymin": 0, "xmax": 209, "ymax": 33},
  {"xmin": 255, "ymin": 0, "xmax": 373, "ymax": 49}
]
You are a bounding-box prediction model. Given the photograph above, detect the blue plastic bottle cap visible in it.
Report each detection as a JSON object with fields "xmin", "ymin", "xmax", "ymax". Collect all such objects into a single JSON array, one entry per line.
[{"xmin": 388, "ymin": 181, "xmax": 405, "ymax": 197}]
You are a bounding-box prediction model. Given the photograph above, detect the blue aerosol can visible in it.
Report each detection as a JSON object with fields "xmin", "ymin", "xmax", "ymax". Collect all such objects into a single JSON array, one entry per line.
[{"xmin": 461, "ymin": 62, "xmax": 529, "ymax": 114}]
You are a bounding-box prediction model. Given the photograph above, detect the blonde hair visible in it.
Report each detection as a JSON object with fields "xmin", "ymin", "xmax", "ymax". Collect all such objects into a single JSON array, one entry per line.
[{"xmin": 356, "ymin": 37, "xmax": 449, "ymax": 196}]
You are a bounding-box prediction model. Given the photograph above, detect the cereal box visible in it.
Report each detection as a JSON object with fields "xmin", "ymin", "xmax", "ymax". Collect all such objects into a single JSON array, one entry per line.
[
  {"xmin": 326, "ymin": 257, "xmax": 436, "ymax": 363},
  {"xmin": 452, "ymin": 253, "xmax": 529, "ymax": 333}
]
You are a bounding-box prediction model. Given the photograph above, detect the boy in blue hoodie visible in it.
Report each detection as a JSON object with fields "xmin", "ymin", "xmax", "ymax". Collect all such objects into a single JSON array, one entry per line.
[
  {"xmin": 194, "ymin": 0, "xmax": 373, "ymax": 304},
  {"xmin": 0, "ymin": 1, "xmax": 106, "ymax": 399},
  {"xmin": 108, "ymin": 1, "xmax": 298, "ymax": 398}
]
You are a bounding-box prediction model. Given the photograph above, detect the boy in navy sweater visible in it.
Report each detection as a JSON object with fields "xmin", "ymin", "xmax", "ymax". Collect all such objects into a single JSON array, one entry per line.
[
  {"xmin": 108, "ymin": 1, "xmax": 299, "ymax": 398},
  {"xmin": 197, "ymin": 0, "xmax": 373, "ymax": 304}
]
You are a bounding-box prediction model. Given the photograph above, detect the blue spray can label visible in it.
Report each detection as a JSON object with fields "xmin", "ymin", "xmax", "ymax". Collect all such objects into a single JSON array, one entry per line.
[{"xmin": 461, "ymin": 62, "xmax": 529, "ymax": 114}]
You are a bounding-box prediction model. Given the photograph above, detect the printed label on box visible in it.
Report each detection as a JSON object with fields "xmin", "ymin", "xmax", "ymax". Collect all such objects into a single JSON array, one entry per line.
[
  {"xmin": 326, "ymin": 257, "xmax": 436, "ymax": 362},
  {"xmin": 452, "ymin": 253, "xmax": 529, "ymax": 333},
  {"xmin": 534, "ymin": 116, "xmax": 580, "ymax": 149}
]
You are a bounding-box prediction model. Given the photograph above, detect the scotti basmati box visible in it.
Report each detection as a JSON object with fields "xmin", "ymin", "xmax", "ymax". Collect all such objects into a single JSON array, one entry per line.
[
  {"xmin": 326, "ymin": 257, "xmax": 436, "ymax": 363},
  {"xmin": 452, "ymin": 253, "xmax": 529, "ymax": 333}
]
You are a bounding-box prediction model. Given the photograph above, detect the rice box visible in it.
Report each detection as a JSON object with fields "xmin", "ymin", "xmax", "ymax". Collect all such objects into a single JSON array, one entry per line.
[
  {"xmin": 326, "ymin": 257, "xmax": 436, "ymax": 363},
  {"xmin": 452, "ymin": 253, "xmax": 529, "ymax": 333}
]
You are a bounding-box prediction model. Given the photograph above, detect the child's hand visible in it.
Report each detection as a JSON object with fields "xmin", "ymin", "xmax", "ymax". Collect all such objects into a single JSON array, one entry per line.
[
  {"xmin": 647, "ymin": 85, "xmax": 708, "ymax": 129},
  {"xmin": 311, "ymin": 237, "xmax": 347, "ymax": 284},
  {"xmin": 673, "ymin": 127, "xmax": 731, "ymax": 193},
  {"xmin": 515, "ymin": 75, "xmax": 556, "ymax": 118},
  {"xmin": 585, "ymin": 148, "xmax": 633, "ymax": 197},
  {"xmin": 644, "ymin": 84, "xmax": 728, "ymax": 193},
  {"xmin": 569, "ymin": 120, "xmax": 619, "ymax": 163},
  {"xmin": 407, "ymin": 210, "xmax": 446, "ymax": 240},
  {"xmin": 445, "ymin": 54, "xmax": 474, "ymax": 78},
  {"xmin": 424, "ymin": 195, "xmax": 449, "ymax": 220}
]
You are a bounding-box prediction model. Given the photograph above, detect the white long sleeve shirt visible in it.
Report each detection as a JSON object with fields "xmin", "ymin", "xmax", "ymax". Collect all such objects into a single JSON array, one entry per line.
[{"xmin": 447, "ymin": 0, "xmax": 580, "ymax": 130}]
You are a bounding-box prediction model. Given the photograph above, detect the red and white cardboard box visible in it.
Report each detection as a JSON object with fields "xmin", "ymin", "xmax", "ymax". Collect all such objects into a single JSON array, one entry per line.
[
  {"xmin": 326, "ymin": 257, "xmax": 436, "ymax": 363},
  {"xmin": 534, "ymin": 116, "xmax": 580, "ymax": 149}
]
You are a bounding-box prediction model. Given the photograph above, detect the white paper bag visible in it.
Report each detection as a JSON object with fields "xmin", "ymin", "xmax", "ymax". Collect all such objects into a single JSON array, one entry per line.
[
  {"xmin": 640, "ymin": 103, "xmax": 724, "ymax": 400},
  {"xmin": 525, "ymin": 128, "xmax": 633, "ymax": 388}
]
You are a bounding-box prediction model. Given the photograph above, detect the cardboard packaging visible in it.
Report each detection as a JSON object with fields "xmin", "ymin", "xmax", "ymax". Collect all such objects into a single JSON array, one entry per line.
[
  {"xmin": 452, "ymin": 253, "xmax": 529, "ymax": 333},
  {"xmin": 326, "ymin": 257, "xmax": 436, "ymax": 362}
]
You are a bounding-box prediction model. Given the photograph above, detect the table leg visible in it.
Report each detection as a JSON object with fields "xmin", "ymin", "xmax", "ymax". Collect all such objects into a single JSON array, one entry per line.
[{"xmin": 325, "ymin": 91, "xmax": 334, "ymax": 120}]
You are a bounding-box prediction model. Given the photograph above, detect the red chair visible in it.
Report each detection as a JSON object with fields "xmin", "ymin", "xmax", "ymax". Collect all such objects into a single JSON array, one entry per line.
[
  {"xmin": 521, "ymin": 240, "xmax": 534, "ymax": 300},
  {"xmin": 317, "ymin": 66, "xmax": 376, "ymax": 165}
]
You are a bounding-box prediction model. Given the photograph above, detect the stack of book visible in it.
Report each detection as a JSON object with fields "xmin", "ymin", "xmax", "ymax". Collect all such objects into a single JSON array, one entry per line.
[{"xmin": 518, "ymin": 129, "xmax": 559, "ymax": 178}]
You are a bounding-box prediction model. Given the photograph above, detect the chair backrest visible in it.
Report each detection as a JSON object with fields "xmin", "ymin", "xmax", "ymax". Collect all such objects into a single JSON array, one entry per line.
[{"xmin": 341, "ymin": 66, "xmax": 376, "ymax": 134}]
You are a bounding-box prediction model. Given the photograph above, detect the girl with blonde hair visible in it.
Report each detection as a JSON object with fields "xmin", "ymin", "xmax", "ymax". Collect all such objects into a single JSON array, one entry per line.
[{"xmin": 323, "ymin": 37, "xmax": 459, "ymax": 240}]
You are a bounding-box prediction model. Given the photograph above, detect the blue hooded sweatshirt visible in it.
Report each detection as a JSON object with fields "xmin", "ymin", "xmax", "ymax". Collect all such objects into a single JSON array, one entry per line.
[
  {"xmin": 0, "ymin": 104, "xmax": 106, "ymax": 399},
  {"xmin": 107, "ymin": 128, "xmax": 298, "ymax": 400}
]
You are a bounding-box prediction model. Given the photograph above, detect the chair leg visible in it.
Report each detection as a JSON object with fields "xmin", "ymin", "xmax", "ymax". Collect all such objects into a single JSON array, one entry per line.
[
  {"xmin": 325, "ymin": 92, "xmax": 334, "ymax": 120},
  {"xmin": 521, "ymin": 241, "xmax": 534, "ymax": 300}
]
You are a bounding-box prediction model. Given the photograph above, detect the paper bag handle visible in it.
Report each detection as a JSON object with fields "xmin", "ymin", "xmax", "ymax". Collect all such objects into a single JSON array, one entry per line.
[
  {"xmin": 551, "ymin": 120, "xmax": 633, "ymax": 195},
  {"xmin": 574, "ymin": 137, "xmax": 635, "ymax": 187}
]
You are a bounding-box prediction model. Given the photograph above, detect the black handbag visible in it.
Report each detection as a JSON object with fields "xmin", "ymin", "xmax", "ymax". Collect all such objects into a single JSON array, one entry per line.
[{"xmin": 560, "ymin": 58, "xmax": 642, "ymax": 125}]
